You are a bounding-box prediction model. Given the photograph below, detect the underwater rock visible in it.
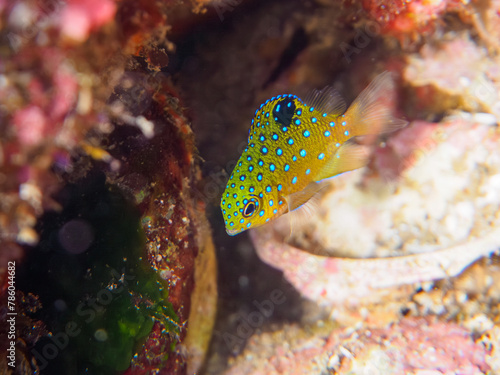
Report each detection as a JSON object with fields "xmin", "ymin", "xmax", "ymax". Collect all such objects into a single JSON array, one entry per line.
[
  {"xmin": 0, "ymin": 0, "xmax": 223, "ymax": 262},
  {"xmin": 108, "ymin": 72, "xmax": 218, "ymax": 374},
  {"xmin": 361, "ymin": 0, "xmax": 464, "ymax": 41},
  {"xmin": 1, "ymin": 0, "xmax": 219, "ymax": 373},
  {"xmin": 223, "ymin": 317, "xmax": 490, "ymax": 374},
  {"xmin": 405, "ymin": 32, "xmax": 500, "ymax": 121}
]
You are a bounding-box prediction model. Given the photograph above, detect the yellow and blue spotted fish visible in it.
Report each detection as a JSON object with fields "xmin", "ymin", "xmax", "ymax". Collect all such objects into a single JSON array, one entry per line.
[{"xmin": 221, "ymin": 71, "xmax": 407, "ymax": 235}]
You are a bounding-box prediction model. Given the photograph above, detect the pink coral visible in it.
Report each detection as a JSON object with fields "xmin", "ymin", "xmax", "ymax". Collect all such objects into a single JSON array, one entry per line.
[
  {"xmin": 59, "ymin": 0, "xmax": 117, "ymax": 42},
  {"xmin": 13, "ymin": 105, "xmax": 47, "ymax": 146},
  {"xmin": 49, "ymin": 68, "xmax": 78, "ymax": 121}
]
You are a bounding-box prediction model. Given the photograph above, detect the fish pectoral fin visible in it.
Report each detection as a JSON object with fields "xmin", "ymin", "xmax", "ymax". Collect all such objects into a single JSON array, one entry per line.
[
  {"xmin": 284, "ymin": 186, "xmax": 325, "ymax": 241},
  {"xmin": 285, "ymin": 181, "xmax": 323, "ymax": 212},
  {"xmin": 303, "ymin": 87, "xmax": 346, "ymax": 116},
  {"xmin": 314, "ymin": 140, "xmax": 371, "ymax": 181}
]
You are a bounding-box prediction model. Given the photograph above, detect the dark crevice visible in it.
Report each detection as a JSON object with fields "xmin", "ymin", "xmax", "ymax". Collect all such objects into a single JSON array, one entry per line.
[{"xmin": 263, "ymin": 27, "xmax": 309, "ymax": 88}]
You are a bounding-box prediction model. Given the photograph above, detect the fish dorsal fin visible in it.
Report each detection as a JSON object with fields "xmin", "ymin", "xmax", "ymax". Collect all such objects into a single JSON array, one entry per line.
[
  {"xmin": 285, "ymin": 181, "xmax": 323, "ymax": 212},
  {"xmin": 314, "ymin": 140, "xmax": 370, "ymax": 181},
  {"xmin": 302, "ymin": 87, "xmax": 346, "ymax": 116}
]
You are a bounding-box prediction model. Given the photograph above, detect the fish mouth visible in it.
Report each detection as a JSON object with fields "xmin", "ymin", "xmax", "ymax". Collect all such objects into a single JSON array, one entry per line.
[{"xmin": 226, "ymin": 227, "xmax": 242, "ymax": 236}]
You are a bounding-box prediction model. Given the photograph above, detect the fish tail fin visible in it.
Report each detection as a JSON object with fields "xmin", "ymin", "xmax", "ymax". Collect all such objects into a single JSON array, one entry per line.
[
  {"xmin": 345, "ymin": 71, "xmax": 408, "ymax": 137},
  {"xmin": 313, "ymin": 72, "xmax": 407, "ymax": 182}
]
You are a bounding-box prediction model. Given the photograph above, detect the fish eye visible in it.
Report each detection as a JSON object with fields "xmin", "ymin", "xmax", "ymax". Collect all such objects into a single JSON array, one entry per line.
[{"xmin": 243, "ymin": 202, "xmax": 256, "ymax": 217}]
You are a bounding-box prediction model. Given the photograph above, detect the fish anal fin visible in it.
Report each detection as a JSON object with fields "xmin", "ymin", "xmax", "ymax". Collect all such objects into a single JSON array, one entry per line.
[
  {"xmin": 303, "ymin": 87, "xmax": 346, "ymax": 116},
  {"xmin": 314, "ymin": 140, "xmax": 370, "ymax": 181}
]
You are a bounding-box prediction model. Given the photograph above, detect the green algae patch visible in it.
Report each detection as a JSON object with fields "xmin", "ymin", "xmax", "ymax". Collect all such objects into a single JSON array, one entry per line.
[{"xmin": 19, "ymin": 175, "xmax": 179, "ymax": 374}]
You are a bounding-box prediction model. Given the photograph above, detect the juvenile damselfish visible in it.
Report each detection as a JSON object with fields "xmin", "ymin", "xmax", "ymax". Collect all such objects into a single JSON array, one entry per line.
[{"xmin": 221, "ymin": 71, "xmax": 407, "ymax": 235}]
